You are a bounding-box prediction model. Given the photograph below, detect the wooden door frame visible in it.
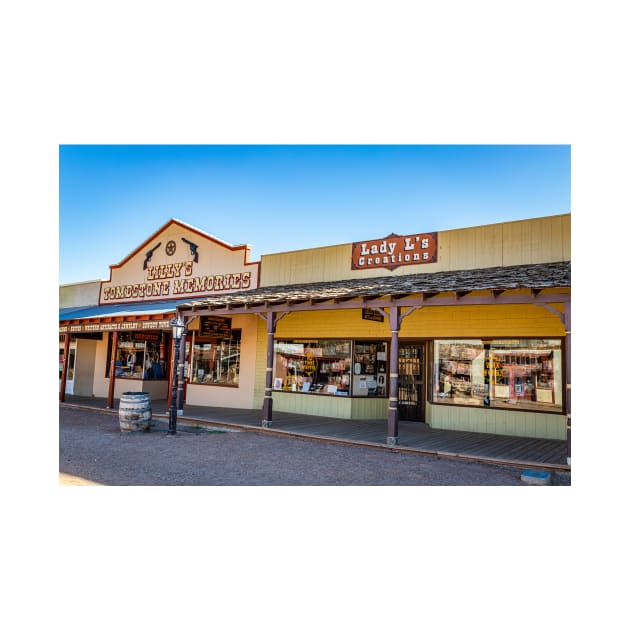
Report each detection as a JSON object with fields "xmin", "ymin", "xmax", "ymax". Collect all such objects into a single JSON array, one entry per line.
[{"xmin": 398, "ymin": 340, "xmax": 427, "ymax": 422}]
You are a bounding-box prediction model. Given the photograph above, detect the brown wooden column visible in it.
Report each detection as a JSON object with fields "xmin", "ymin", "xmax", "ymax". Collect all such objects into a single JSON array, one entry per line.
[
  {"xmin": 387, "ymin": 305, "xmax": 400, "ymax": 445},
  {"xmin": 59, "ymin": 333, "xmax": 70, "ymax": 402},
  {"xmin": 538, "ymin": 299, "xmax": 571, "ymax": 464},
  {"xmin": 565, "ymin": 301, "xmax": 571, "ymax": 466},
  {"xmin": 107, "ymin": 330, "xmax": 118, "ymax": 408},
  {"xmin": 262, "ymin": 312, "xmax": 277, "ymax": 428}
]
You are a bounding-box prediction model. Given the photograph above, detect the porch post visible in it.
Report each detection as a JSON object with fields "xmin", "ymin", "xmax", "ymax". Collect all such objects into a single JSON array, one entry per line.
[
  {"xmin": 262, "ymin": 312, "xmax": 276, "ymax": 428},
  {"xmin": 387, "ymin": 305, "xmax": 400, "ymax": 445},
  {"xmin": 107, "ymin": 330, "xmax": 118, "ymax": 408},
  {"xmin": 59, "ymin": 333, "xmax": 70, "ymax": 402},
  {"xmin": 565, "ymin": 301, "xmax": 571, "ymax": 466},
  {"xmin": 177, "ymin": 328, "xmax": 187, "ymax": 414}
]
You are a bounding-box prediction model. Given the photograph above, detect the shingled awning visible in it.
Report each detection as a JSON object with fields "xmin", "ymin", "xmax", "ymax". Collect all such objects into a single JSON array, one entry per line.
[{"xmin": 177, "ymin": 261, "xmax": 571, "ymax": 316}]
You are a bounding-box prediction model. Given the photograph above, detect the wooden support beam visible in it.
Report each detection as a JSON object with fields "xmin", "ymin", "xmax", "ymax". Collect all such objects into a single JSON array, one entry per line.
[
  {"xmin": 538, "ymin": 303, "xmax": 566, "ymax": 325},
  {"xmin": 565, "ymin": 301, "xmax": 571, "ymax": 466},
  {"xmin": 262, "ymin": 312, "xmax": 278, "ymax": 428},
  {"xmin": 421, "ymin": 292, "xmax": 440, "ymax": 301},
  {"xmin": 59, "ymin": 333, "xmax": 70, "ymax": 402},
  {"xmin": 386, "ymin": 305, "xmax": 400, "ymax": 445},
  {"xmin": 107, "ymin": 330, "xmax": 118, "ymax": 409}
]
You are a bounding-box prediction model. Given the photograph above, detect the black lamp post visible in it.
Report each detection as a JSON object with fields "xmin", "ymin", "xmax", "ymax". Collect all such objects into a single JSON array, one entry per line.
[{"xmin": 168, "ymin": 315, "xmax": 186, "ymax": 435}]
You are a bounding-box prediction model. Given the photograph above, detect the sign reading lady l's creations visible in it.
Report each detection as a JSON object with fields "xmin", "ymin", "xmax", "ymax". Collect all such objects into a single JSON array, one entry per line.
[{"xmin": 351, "ymin": 232, "xmax": 438, "ymax": 271}]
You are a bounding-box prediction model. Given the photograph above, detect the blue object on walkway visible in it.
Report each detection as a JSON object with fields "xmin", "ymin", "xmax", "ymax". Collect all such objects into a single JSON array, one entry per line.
[{"xmin": 521, "ymin": 469, "xmax": 551, "ymax": 485}]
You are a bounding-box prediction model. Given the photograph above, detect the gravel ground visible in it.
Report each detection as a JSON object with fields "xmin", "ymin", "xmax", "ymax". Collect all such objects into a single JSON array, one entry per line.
[{"xmin": 59, "ymin": 406, "xmax": 571, "ymax": 486}]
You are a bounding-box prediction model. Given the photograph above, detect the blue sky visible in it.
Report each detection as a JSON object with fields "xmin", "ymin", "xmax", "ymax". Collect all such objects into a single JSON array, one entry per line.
[{"xmin": 59, "ymin": 145, "xmax": 570, "ymax": 284}]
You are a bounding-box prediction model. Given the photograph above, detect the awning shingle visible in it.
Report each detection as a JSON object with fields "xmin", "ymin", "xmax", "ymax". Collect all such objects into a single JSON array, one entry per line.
[{"xmin": 180, "ymin": 261, "xmax": 570, "ymax": 310}]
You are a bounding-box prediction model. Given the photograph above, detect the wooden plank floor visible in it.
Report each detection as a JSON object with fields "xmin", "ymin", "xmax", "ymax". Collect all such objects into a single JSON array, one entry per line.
[{"xmin": 61, "ymin": 396, "xmax": 569, "ymax": 469}]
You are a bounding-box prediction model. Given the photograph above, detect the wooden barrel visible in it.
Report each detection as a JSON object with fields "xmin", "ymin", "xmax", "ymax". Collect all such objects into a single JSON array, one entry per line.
[{"xmin": 119, "ymin": 392, "xmax": 152, "ymax": 432}]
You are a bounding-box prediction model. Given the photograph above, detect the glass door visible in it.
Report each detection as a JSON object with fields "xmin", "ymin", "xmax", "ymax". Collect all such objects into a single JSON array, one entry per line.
[
  {"xmin": 398, "ymin": 343, "xmax": 425, "ymax": 421},
  {"xmin": 59, "ymin": 342, "xmax": 76, "ymax": 395}
]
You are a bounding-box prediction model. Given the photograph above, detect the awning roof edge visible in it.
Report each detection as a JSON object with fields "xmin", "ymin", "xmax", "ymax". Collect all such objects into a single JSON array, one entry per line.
[
  {"xmin": 177, "ymin": 261, "xmax": 571, "ymax": 312},
  {"xmin": 59, "ymin": 299, "xmax": 190, "ymax": 322}
]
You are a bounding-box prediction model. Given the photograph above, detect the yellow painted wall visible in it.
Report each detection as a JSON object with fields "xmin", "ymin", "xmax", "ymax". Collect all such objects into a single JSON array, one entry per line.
[
  {"xmin": 265, "ymin": 300, "xmax": 566, "ymax": 341},
  {"xmin": 254, "ymin": 310, "xmax": 392, "ymax": 411},
  {"xmin": 260, "ymin": 214, "xmax": 571, "ymax": 286},
  {"xmin": 426, "ymin": 403, "xmax": 566, "ymax": 440},
  {"xmin": 400, "ymin": 296, "xmax": 567, "ymax": 338},
  {"xmin": 253, "ymin": 302, "xmax": 567, "ymax": 437}
]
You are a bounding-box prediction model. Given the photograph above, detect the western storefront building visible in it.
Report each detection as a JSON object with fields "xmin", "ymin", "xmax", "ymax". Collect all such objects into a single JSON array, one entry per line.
[
  {"xmin": 59, "ymin": 219, "xmax": 260, "ymax": 409},
  {"xmin": 60, "ymin": 213, "xmax": 571, "ymax": 461}
]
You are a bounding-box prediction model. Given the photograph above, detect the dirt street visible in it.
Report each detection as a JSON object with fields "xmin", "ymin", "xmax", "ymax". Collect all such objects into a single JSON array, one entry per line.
[{"xmin": 59, "ymin": 406, "xmax": 570, "ymax": 486}]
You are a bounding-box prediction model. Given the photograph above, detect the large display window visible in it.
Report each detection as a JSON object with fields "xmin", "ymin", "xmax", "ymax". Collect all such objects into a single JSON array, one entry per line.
[
  {"xmin": 273, "ymin": 339, "xmax": 388, "ymax": 397},
  {"xmin": 433, "ymin": 339, "xmax": 563, "ymax": 412},
  {"xmin": 190, "ymin": 330, "xmax": 241, "ymax": 386},
  {"xmin": 108, "ymin": 331, "xmax": 168, "ymax": 380}
]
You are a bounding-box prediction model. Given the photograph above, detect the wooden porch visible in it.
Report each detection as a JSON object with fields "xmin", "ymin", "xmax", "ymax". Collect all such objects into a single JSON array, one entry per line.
[{"xmin": 61, "ymin": 396, "xmax": 569, "ymax": 471}]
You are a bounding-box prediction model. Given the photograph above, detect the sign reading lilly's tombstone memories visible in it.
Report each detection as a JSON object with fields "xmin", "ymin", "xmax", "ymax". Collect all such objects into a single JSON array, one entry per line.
[
  {"xmin": 351, "ymin": 232, "xmax": 438, "ymax": 271},
  {"xmin": 98, "ymin": 220, "xmax": 260, "ymax": 305}
]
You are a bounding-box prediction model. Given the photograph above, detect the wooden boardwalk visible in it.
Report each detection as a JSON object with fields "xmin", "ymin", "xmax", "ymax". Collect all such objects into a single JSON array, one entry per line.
[{"xmin": 61, "ymin": 396, "xmax": 570, "ymax": 470}]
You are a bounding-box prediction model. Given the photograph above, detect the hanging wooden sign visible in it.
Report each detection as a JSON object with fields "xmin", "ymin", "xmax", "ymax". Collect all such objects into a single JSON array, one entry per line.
[
  {"xmin": 362, "ymin": 308, "xmax": 384, "ymax": 322},
  {"xmin": 200, "ymin": 316, "xmax": 232, "ymax": 338}
]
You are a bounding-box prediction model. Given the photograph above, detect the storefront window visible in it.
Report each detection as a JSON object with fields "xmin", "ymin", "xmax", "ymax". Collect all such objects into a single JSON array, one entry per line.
[
  {"xmin": 273, "ymin": 340, "xmax": 388, "ymax": 397},
  {"xmin": 352, "ymin": 341, "xmax": 388, "ymax": 396},
  {"xmin": 274, "ymin": 340, "xmax": 352, "ymax": 395},
  {"xmin": 113, "ymin": 332, "xmax": 167, "ymax": 380},
  {"xmin": 191, "ymin": 330, "xmax": 241, "ymax": 386},
  {"xmin": 489, "ymin": 339, "xmax": 563, "ymax": 410},
  {"xmin": 433, "ymin": 339, "xmax": 563, "ymax": 412}
]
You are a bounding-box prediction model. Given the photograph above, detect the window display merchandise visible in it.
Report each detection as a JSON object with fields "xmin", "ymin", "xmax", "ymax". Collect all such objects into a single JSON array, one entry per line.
[
  {"xmin": 433, "ymin": 338, "xmax": 563, "ymax": 412},
  {"xmin": 112, "ymin": 332, "xmax": 167, "ymax": 380},
  {"xmin": 273, "ymin": 339, "xmax": 388, "ymax": 397},
  {"xmin": 191, "ymin": 329, "xmax": 241, "ymax": 386}
]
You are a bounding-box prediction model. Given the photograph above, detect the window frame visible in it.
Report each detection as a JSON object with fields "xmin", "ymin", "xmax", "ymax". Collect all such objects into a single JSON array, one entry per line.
[
  {"xmin": 273, "ymin": 338, "xmax": 390, "ymax": 398},
  {"xmin": 189, "ymin": 329, "xmax": 242, "ymax": 388},
  {"xmin": 429, "ymin": 336, "xmax": 566, "ymax": 415}
]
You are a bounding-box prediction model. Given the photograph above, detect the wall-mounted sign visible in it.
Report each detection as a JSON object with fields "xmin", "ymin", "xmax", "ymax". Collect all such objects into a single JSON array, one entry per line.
[
  {"xmin": 99, "ymin": 220, "xmax": 259, "ymax": 304},
  {"xmin": 351, "ymin": 232, "xmax": 438, "ymax": 271},
  {"xmin": 362, "ymin": 308, "xmax": 384, "ymax": 322},
  {"xmin": 59, "ymin": 319, "xmax": 172, "ymax": 334},
  {"xmin": 133, "ymin": 331, "xmax": 162, "ymax": 342},
  {"xmin": 200, "ymin": 316, "xmax": 232, "ymax": 338}
]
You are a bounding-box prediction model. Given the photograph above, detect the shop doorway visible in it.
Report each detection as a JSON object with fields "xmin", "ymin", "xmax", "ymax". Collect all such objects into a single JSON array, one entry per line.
[
  {"xmin": 59, "ymin": 341, "xmax": 76, "ymax": 395},
  {"xmin": 398, "ymin": 343, "xmax": 425, "ymax": 421}
]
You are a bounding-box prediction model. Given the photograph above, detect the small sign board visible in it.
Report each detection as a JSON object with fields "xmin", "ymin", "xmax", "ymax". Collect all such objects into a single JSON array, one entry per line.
[
  {"xmin": 362, "ymin": 308, "xmax": 384, "ymax": 322},
  {"xmin": 133, "ymin": 331, "xmax": 161, "ymax": 342},
  {"xmin": 200, "ymin": 316, "xmax": 232, "ymax": 338}
]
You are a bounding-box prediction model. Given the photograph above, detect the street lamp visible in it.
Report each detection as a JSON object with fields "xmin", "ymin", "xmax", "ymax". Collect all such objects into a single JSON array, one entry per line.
[{"xmin": 168, "ymin": 316, "xmax": 186, "ymax": 435}]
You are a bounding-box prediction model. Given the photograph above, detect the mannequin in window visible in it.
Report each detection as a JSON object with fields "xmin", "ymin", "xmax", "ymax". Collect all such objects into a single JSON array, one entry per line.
[{"xmin": 145, "ymin": 354, "xmax": 154, "ymax": 379}]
